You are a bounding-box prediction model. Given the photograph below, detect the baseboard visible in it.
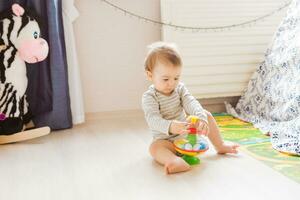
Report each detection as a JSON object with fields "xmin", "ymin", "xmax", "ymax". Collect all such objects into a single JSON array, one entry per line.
[
  {"xmin": 198, "ymin": 96, "xmax": 240, "ymax": 113},
  {"xmin": 85, "ymin": 109, "xmax": 144, "ymax": 121},
  {"xmin": 85, "ymin": 96, "xmax": 240, "ymax": 121}
]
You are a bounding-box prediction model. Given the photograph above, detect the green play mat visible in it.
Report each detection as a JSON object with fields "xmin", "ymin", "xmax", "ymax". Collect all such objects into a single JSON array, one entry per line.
[{"xmin": 214, "ymin": 113, "xmax": 300, "ymax": 184}]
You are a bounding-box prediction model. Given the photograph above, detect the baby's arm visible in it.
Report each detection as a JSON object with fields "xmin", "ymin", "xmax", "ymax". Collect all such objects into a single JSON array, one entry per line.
[
  {"xmin": 142, "ymin": 93, "xmax": 172, "ymax": 136},
  {"xmin": 179, "ymin": 83, "xmax": 207, "ymax": 123},
  {"xmin": 142, "ymin": 93, "xmax": 188, "ymax": 135}
]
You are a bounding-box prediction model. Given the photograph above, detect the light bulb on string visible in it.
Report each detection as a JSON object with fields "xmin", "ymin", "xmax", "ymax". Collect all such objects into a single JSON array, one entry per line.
[{"xmin": 101, "ymin": 0, "xmax": 292, "ymax": 32}]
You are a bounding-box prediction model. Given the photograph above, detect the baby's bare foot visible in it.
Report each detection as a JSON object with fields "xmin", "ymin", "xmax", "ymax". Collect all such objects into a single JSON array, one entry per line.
[
  {"xmin": 216, "ymin": 143, "xmax": 239, "ymax": 154},
  {"xmin": 165, "ymin": 157, "xmax": 191, "ymax": 174}
]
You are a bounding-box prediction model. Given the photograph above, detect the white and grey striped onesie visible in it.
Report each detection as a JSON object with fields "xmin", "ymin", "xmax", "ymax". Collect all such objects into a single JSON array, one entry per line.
[{"xmin": 142, "ymin": 82, "xmax": 207, "ymax": 140}]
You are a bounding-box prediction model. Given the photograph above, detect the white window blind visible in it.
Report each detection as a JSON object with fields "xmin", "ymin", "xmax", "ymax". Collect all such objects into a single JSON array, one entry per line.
[{"xmin": 161, "ymin": 0, "xmax": 288, "ymax": 98}]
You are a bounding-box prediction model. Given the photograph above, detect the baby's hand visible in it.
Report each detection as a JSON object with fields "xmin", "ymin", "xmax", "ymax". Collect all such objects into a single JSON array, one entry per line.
[
  {"xmin": 186, "ymin": 117, "xmax": 209, "ymax": 136},
  {"xmin": 169, "ymin": 120, "xmax": 189, "ymax": 134},
  {"xmin": 197, "ymin": 120, "xmax": 209, "ymax": 136}
]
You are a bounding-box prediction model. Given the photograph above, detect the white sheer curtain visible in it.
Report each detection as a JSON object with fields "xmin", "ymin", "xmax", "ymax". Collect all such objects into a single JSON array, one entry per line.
[{"xmin": 62, "ymin": 0, "xmax": 85, "ymax": 124}]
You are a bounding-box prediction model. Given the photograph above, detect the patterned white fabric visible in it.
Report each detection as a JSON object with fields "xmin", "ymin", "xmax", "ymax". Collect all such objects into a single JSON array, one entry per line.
[{"xmin": 226, "ymin": 0, "xmax": 300, "ymax": 155}]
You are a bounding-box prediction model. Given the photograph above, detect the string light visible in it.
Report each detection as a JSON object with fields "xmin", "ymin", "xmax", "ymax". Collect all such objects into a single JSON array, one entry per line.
[{"xmin": 100, "ymin": 0, "xmax": 291, "ymax": 32}]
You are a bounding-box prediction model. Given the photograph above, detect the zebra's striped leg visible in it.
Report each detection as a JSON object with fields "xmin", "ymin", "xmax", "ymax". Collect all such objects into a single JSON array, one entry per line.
[{"xmin": 0, "ymin": 126, "xmax": 50, "ymax": 144}]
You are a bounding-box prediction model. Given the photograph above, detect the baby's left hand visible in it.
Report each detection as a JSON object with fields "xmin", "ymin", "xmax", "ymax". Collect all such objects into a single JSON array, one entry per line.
[
  {"xmin": 197, "ymin": 120, "xmax": 209, "ymax": 136},
  {"xmin": 186, "ymin": 116, "xmax": 209, "ymax": 136}
]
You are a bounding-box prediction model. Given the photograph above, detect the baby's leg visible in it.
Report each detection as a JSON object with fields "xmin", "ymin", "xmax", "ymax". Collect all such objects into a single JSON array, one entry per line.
[
  {"xmin": 205, "ymin": 111, "xmax": 239, "ymax": 154},
  {"xmin": 149, "ymin": 139, "xmax": 190, "ymax": 174}
]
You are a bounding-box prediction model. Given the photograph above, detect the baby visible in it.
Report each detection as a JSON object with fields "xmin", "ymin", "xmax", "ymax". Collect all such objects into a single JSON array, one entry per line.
[{"xmin": 142, "ymin": 42, "xmax": 239, "ymax": 174}]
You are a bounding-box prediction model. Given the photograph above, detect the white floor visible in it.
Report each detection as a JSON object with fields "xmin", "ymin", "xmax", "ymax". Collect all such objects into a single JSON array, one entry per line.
[{"xmin": 0, "ymin": 111, "xmax": 299, "ymax": 200}]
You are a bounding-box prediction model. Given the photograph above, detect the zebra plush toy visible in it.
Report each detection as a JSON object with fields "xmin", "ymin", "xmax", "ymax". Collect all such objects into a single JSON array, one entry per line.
[{"xmin": 0, "ymin": 4, "xmax": 50, "ymax": 144}]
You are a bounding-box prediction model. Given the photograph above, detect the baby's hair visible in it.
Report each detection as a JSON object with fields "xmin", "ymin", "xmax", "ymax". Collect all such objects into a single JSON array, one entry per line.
[{"xmin": 144, "ymin": 41, "xmax": 182, "ymax": 72}]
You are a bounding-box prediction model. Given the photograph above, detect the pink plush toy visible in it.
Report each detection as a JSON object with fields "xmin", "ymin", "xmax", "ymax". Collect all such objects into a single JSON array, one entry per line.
[{"xmin": 0, "ymin": 4, "xmax": 50, "ymax": 144}]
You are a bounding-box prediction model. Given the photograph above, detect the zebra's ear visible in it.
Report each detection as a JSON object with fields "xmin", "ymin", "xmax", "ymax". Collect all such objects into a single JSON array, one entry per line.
[{"xmin": 12, "ymin": 4, "xmax": 25, "ymax": 17}]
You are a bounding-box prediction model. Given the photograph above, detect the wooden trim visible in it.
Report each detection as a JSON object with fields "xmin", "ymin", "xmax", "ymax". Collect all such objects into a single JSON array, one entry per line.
[
  {"xmin": 199, "ymin": 96, "xmax": 240, "ymax": 112},
  {"xmin": 85, "ymin": 109, "xmax": 144, "ymax": 121},
  {"xmin": 85, "ymin": 96, "xmax": 240, "ymax": 121}
]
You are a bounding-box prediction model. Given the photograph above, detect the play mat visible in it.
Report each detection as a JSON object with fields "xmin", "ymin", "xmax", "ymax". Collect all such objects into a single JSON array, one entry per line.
[{"xmin": 214, "ymin": 113, "xmax": 300, "ymax": 184}]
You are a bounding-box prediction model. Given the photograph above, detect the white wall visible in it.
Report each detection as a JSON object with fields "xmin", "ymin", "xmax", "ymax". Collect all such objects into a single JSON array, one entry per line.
[
  {"xmin": 161, "ymin": 0, "xmax": 287, "ymax": 99},
  {"xmin": 74, "ymin": 0, "xmax": 161, "ymax": 113}
]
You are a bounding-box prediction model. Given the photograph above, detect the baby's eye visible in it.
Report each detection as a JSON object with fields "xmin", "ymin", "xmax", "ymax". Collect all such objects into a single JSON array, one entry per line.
[
  {"xmin": 175, "ymin": 78, "xmax": 179, "ymax": 80},
  {"xmin": 33, "ymin": 31, "xmax": 38, "ymax": 39},
  {"xmin": 163, "ymin": 79, "xmax": 169, "ymax": 81}
]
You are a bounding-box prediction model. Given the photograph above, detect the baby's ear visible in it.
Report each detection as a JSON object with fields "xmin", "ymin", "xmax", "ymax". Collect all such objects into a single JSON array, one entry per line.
[
  {"xmin": 146, "ymin": 71, "xmax": 152, "ymax": 80},
  {"xmin": 12, "ymin": 4, "xmax": 25, "ymax": 17}
]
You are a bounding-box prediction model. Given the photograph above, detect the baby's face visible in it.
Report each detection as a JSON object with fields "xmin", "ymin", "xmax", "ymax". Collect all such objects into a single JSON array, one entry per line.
[{"xmin": 147, "ymin": 61, "xmax": 182, "ymax": 96}]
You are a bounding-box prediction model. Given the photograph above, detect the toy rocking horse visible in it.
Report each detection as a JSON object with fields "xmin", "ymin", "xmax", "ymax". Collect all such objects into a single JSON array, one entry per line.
[{"xmin": 0, "ymin": 4, "xmax": 50, "ymax": 144}]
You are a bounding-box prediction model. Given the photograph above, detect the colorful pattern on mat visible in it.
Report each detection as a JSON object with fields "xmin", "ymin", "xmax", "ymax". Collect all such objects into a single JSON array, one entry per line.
[{"xmin": 214, "ymin": 113, "xmax": 300, "ymax": 184}]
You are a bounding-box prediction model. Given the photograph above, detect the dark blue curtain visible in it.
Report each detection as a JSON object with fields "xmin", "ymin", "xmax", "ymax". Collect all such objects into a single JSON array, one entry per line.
[{"xmin": 0, "ymin": 0, "xmax": 72, "ymax": 130}]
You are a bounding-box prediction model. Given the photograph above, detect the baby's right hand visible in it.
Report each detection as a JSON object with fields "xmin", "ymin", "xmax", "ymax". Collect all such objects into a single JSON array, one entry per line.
[{"xmin": 169, "ymin": 120, "xmax": 189, "ymax": 134}]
